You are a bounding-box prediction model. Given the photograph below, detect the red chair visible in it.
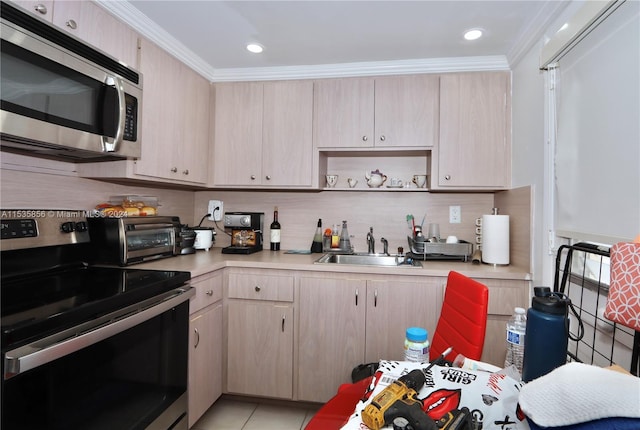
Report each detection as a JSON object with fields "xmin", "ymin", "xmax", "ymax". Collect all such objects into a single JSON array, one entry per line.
[
  {"xmin": 430, "ymin": 271, "xmax": 488, "ymax": 361},
  {"xmin": 305, "ymin": 271, "xmax": 489, "ymax": 430}
]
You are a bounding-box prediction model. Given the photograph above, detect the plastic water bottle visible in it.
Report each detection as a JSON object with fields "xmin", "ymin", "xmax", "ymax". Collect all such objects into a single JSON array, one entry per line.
[
  {"xmin": 504, "ymin": 307, "xmax": 526, "ymax": 374},
  {"xmin": 404, "ymin": 327, "xmax": 429, "ymax": 362}
]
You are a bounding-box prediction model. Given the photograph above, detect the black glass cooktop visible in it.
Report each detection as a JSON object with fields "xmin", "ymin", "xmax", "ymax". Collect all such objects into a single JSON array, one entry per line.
[{"xmin": 1, "ymin": 265, "xmax": 190, "ymax": 349}]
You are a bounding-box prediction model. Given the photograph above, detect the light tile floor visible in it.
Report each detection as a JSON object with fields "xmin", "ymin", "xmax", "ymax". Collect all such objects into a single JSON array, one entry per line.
[{"xmin": 192, "ymin": 397, "xmax": 322, "ymax": 430}]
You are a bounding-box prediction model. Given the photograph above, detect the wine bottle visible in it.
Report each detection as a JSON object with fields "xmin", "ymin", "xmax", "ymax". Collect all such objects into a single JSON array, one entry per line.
[{"xmin": 270, "ymin": 206, "xmax": 281, "ymax": 251}]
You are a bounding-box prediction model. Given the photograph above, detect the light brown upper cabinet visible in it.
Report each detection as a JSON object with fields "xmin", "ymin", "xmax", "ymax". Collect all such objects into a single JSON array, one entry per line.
[
  {"xmin": 134, "ymin": 38, "xmax": 210, "ymax": 184},
  {"xmin": 10, "ymin": 0, "xmax": 54, "ymax": 21},
  {"xmin": 11, "ymin": 1, "xmax": 139, "ymax": 69},
  {"xmin": 314, "ymin": 75, "xmax": 439, "ymax": 149},
  {"xmin": 52, "ymin": 1, "xmax": 138, "ymax": 69},
  {"xmin": 433, "ymin": 72, "xmax": 511, "ymax": 190},
  {"xmin": 211, "ymin": 80, "xmax": 314, "ymax": 187}
]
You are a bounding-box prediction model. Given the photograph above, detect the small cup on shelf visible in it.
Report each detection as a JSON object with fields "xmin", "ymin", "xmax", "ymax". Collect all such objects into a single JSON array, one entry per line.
[
  {"xmin": 389, "ymin": 177, "xmax": 403, "ymax": 187},
  {"xmin": 326, "ymin": 174, "xmax": 338, "ymax": 188},
  {"xmin": 412, "ymin": 174, "xmax": 427, "ymax": 188}
]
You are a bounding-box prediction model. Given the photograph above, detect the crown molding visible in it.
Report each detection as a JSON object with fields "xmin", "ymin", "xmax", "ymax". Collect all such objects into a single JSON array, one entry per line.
[
  {"xmin": 507, "ymin": 1, "xmax": 571, "ymax": 68},
  {"xmin": 210, "ymin": 56, "xmax": 510, "ymax": 82},
  {"xmin": 96, "ymin": 0, "xmax": 213, "ymax": 78},
  {"xmin": 99, "ymin": 1, "xmax": 510, "ymax": 82}
]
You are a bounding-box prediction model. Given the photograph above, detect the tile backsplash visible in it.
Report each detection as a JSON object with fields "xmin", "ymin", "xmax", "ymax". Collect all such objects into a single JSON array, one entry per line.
[
  {"xmin": 0, "ymin": 155, "xmax": 194, "ymax": 223},
  {"xmin": 1, "ymin": 152, "xmax": 530, "ymax": 270},
  {"xmin": 194, "ymin": 190, "xmax": 495, "ymax": 254}
]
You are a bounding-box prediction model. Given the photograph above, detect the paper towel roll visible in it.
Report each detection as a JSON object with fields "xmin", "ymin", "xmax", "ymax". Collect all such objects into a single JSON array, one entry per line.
[{"xmin": 481, "ymin": 214, "xmax": 509, "ymax": 265}]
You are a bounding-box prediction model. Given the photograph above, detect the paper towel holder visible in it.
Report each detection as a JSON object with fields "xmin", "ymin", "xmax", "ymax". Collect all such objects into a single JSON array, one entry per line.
[{"xmin": 481, "ymin": 207, "xmax": 510, "ymax": 266}]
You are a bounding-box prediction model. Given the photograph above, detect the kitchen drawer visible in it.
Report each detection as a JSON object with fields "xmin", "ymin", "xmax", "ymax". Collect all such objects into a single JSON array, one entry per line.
[
  {"xmin": 190, "ymin": 271, "xmax": 223, "ymax": 314},
  {"xmin": 228, "ymin": 272, "xmax": 294, "ymax": 302}
]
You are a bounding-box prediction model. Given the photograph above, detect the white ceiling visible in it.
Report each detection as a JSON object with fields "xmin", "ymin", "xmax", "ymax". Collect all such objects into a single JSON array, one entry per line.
[{"xmin": 103, "ymin": 1, "xmax": 570, "ymax": 81}]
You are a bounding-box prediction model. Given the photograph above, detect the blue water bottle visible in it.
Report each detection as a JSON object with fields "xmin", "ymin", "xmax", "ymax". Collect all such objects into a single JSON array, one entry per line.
[{"xmin": 522, "ymin": 287, "xmax": 569, "ymax": 382}]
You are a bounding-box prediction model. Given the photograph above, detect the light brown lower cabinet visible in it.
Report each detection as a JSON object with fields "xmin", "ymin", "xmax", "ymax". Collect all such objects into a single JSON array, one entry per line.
[
  {"xmin": 189, "ymin": 303, "xmax": 222, "ymax": 427},
  {"xmin": 297, "ymin": 275, "xmax": 444, "ymax": 403},
  {"xmin": 226, "ymin": 301, "xmax": 294, "ymax": 398},
  {"xmin": 188, "ymin": 271, "xmax": 223, "ymax": 428},
  {"xmin": 225, "ymin": 270, "xmax": 295, "ymax": 399},
  {"xmin": 298, "ymin": 276, "xmax": 366, "ymax": 403},
  {"xmin": 474, "ymin": 278, "xmax": 530, "ymax": 367},
  {"xmin": 220, "ymin": 269, "xmax": 528, "ymax": 404},
  {"xmin": 365, "ymin": 278, "xmax": 444, "ymax": 363}
]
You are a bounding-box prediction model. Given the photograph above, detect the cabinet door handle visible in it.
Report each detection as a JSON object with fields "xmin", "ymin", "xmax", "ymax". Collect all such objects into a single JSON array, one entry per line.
[
  {"xmin": 265, "ymin": 175, "xmax": 271, "ymax": 180},
  {"xmin": 355, "ymin": 288, "xmax": 359, "ymax": 306},
  {"xmin": 194, "ymin": 328, "xmax": 200, "ymax": 348},
  {"xmin": 206, "ymin": 290, "xmax": 213, "ymax": 296},
  {"xmin": 66, "ymin": 19, "xmax": 77, "ymax": 30},
  {"xmin": 171, "ymin": 167, "xmax": 178, "ymax": 173},
  {"xmin": 250, "ymin": 174, "xmax": 256, "ymax": 180},
  {"xmin": 379, "ymin": 135, "xmax": 386, "ymax": 142},
  {"xmin": 34, "ymin": 4, "xmax": 48, "ymax": 14},
  {"xmin": 183, "ymin": 169, "xmax": 189, "ymax": 175},
  {"xmin": 255, "ymin": 285, "xmax": 261, "ymax": 292},
  {"xmin": 282, "ymin": 315, "xmax": 286, "ymax": 332},
  {"xmin": 444, "ymin": 175, "xmax": 451, "ymax": 181},
  {"xmin": 362, "ymin": 135, "xmax": 368, "ymax": 142},
  {"xmin": 374, "ymin": 289, "xmax": 378, "ymax": 307}
]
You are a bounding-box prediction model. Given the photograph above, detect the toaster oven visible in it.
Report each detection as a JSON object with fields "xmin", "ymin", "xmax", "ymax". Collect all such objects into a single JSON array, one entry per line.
[{"xmin": 87, "ymin": 216, "xmax": 178, "ymax": 266}]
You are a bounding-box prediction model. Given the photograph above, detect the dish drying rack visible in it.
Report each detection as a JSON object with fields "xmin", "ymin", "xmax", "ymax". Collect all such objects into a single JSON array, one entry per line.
[{"xmin": 407, "ymin": 236, "xmax": 473, "ymax": 262}]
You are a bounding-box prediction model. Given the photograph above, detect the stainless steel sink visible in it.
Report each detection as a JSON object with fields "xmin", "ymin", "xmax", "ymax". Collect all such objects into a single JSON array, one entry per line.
[{"xmin": 314, "ymin": 253, "xmax": 422, "ymax": 268}]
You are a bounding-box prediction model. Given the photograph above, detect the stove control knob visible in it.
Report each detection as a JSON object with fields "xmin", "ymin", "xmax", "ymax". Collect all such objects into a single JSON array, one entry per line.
[
  {"xmin": 75, "ymin": 221, "xmax": 88, "ymax": 232},
  {"xmin": 60, "ymin": 221, "xmax": 75, "ymax": 233}
]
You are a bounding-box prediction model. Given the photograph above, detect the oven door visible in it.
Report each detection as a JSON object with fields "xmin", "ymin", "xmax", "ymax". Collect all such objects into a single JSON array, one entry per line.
[{"xmin": 1, "ymin": 288, "xmax": 193, "ymax": 430}]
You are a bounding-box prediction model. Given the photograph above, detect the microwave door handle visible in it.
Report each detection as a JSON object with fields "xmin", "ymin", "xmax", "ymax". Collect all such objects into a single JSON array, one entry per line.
[{"xmin": 101, "ymin": 75, "xmax": 126, "ymax": 153}]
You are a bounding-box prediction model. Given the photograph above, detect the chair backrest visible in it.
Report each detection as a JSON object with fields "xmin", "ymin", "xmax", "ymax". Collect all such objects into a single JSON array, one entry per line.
[{"xmin": 430, "ymin": 271, "xmax": 489, "ymax": 361}]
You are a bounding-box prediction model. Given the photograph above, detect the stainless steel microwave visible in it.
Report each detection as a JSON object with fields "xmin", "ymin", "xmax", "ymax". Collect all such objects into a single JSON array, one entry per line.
[{"xmin": 0, "ymin": 1, "xmax": 142, "ymax": 161}]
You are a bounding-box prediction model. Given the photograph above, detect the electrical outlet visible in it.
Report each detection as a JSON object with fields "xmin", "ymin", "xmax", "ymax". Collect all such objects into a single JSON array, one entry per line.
[
  {"xmin": 208, "ymin": 200, "xmax": 223, "ymax": 221},
  {"xmin": 449, "ymin": 205, "xmax": 461, "ymax": 224}
]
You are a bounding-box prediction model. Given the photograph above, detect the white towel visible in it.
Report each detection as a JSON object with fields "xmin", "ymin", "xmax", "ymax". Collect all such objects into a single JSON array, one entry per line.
[{"xmin": 518, "ymin": 362, "xmax": 640, "ymax": 427}]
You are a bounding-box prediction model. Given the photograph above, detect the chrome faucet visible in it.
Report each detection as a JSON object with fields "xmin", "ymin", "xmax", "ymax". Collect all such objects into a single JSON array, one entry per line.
[
  {"xmin": 366, "ymin": 227, "xmax": 375, "ymax": 254},
  {"xmin": 380, "ymin": 237, "xmax": 389, "ymax": 256}
]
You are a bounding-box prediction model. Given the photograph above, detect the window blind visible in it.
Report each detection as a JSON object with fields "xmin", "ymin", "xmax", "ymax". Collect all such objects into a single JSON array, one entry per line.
[{"xmin": 553, "ymin": 0, "xmax": 639, "ymax": 242}]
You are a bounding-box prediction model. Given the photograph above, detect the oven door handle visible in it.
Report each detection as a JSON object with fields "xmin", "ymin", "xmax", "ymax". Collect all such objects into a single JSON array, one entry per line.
[{"xmin": 4, "ymin": 286, "xmax": 194, "ymax": 380}]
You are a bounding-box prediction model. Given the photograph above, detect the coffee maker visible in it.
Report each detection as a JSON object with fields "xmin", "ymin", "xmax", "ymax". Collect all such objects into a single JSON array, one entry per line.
[{"xmin": 221, "ymin": 212, "xmax": 264, "ymax": 254}]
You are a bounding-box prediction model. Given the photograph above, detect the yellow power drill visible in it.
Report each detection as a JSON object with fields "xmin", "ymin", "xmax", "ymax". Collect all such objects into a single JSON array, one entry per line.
[{"xmin": 362, "ymin": 369, "xmax": 437, "ymax": 430}]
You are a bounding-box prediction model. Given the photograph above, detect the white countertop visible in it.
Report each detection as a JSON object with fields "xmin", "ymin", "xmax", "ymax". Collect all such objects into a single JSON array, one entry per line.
[{"xmin": 135, "ymin": 248, "xmax": 532, "ymax": 281}]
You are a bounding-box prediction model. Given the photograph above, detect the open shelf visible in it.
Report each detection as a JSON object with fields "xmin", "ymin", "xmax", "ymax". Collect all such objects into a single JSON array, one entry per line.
[{"xmin": 318, "ymin": 150, "xmax": 431, "ymax": 191}]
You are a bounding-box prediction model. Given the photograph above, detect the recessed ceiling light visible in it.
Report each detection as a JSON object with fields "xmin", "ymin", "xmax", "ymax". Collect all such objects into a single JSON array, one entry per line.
[
  {"xmin": 246, "ymin": 43, "xmax": 264, "ymax": 54},
  {"xmin": 464, "ymin": 29, "xmax": 483, "ymax": 41}
]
